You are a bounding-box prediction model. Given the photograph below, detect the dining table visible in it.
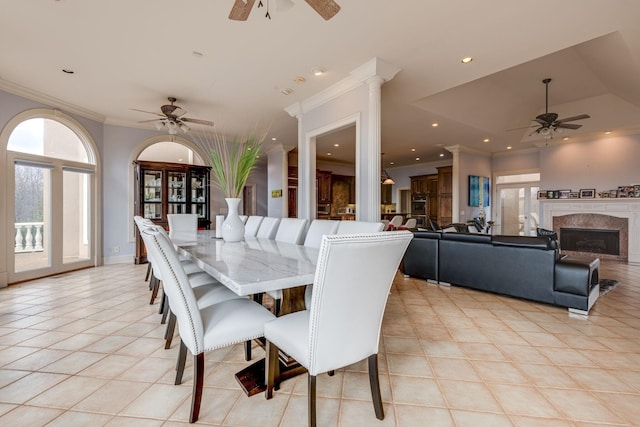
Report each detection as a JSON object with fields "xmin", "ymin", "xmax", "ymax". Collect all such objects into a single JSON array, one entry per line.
[{"xmin": 172, "ymin": 230, "xmax": 319, "ymax": 395}]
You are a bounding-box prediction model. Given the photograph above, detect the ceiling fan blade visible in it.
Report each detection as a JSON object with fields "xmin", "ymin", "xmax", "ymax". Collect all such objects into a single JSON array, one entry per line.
[
  {"xmin": 172, "ymin": 107, "xmax": 187, "ymax": 117},
  {"xmin": 305, "ymin": 0, "xmax": 341, "ymax": 20},
  {"xmin": 131, "ymin": 108, "xmax": 164, "ymax": 117},
  {"xmin": 533, "ymin": 118, "xmax": 548, "ymax": 126},
  {"xmin": 137, "ymin": 119, "xmax": 162, "ymax": 123},
  {"xmin": 556, "ymin": 114, "xmax": 590, "ymax": 123},
  {"xmin": 229, "ymin": 0, "xmax": 256, "ymax": 20},
  {"xmin": 506, "ymin": 124, "xmax": 537, "ymax": 131},
  {"xmin": 181, "ymin": 117, "xmax": 214, "ymax": 126},
  {"xmin": 556, "ymin": 123, "xmax": 582, "ymax": 130}
]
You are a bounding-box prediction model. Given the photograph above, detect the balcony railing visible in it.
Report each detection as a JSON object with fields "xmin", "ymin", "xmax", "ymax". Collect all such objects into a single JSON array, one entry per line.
[{"xmin": 14, "ymin": 222, "xmax": 44, "ymax": 253}]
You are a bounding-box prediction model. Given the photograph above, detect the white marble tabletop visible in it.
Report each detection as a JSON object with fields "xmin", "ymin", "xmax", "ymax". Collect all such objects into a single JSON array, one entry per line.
[{"xmin": 174, "ymin": 231, "xmax": 318, "ymax": 296}]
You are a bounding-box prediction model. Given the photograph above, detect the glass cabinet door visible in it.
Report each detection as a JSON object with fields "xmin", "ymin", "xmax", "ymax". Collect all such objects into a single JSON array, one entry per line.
[
  {"xmin": 191, "ymin": 170, "xmax": 207, "ymax": 220},
  {"xmin": 143, "ymin": 170, "xmax": 162, "ymax": 219},
  {"xmin": 167, "ymin": 171, "xmax": 187, "ymax": 215}
]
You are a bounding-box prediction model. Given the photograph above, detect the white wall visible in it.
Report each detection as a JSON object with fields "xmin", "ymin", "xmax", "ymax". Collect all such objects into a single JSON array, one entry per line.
[{"xmin": 540, "ymin": 135, "xmax": 640, "ymax": 192}]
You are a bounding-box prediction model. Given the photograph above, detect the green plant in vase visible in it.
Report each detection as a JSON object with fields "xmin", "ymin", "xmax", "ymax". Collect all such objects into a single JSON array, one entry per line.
[{"xmin": 197, "ymin": 128, "xmax": 266, "ymax": 241}]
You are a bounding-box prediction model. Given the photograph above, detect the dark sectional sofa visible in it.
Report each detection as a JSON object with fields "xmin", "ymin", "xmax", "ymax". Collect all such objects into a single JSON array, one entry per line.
[{"xmin": 402, "ymin": 231, "xmax": 600, "ymax": 314}]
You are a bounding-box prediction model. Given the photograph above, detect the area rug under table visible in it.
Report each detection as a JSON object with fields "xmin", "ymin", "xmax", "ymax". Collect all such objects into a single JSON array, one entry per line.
[{"xmin": 599, "ymin": 279, "xmax": 620, "ymax": 296}]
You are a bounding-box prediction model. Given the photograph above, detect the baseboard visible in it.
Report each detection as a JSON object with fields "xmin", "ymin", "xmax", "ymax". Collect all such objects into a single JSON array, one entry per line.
[{"xmin": 103, "ymin": 254, "xmax": 133, "ymax": 265}]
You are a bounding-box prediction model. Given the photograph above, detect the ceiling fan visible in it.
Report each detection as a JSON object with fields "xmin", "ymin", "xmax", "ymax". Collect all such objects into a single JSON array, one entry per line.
[
  {"xmin": 132, "ymin": 97, "xmax": 214, "ymax": 135},
  {"xmin": 529, "ymin": 78, "xmax": 590, "ymax": 138},
  {"xmin": 229, "ymin": 0, "xmax": 340, "ymax": 21}
]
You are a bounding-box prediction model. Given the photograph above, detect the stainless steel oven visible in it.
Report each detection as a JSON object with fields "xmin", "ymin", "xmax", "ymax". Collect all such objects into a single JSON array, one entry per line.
[{"xmin": 317, "ymin": 203, "xmax": 331, "ymax": 215}]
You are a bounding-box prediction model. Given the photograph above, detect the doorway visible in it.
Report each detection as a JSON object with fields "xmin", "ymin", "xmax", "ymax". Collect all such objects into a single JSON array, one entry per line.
[
  {"xmin": 494, "ymin": 173, "xmax": 540, "ymax": 236},
  {"xmin": 5, "ymin": 115, "xmax": 97, "ymax": 283}
]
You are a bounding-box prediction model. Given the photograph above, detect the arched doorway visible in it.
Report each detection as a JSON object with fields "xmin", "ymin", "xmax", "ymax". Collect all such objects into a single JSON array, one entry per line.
[{"xmin": 3, "ymin": 110, "xmax": 100, "ymax": 284}]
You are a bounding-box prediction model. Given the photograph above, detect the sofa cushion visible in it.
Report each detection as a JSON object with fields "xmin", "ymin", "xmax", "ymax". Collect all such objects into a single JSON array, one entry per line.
[
  {"xmin": 491, "ymin": 235, "xmax": 554, "ymax": 250},
  {"xmin": 441, "ymin": 232, "xmax": 492, "ymax": 244}
]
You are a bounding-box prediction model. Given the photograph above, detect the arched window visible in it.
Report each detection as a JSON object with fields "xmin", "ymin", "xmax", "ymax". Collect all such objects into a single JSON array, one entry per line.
[{"xmin": 3, "ymin": 110, "xmax": 99, "ymax": 284}]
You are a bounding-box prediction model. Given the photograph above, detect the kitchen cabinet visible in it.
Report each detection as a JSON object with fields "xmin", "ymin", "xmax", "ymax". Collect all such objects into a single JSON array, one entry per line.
[
  {"xmin": 437, "ymin": 166, "xmax": 452, "ymax": 226},
  {"xmin": 134, "ymin": 160, "xmax": 211, "ymax": 264},
  {"xmin": 317, "ymin": 170, "xmax": 332, "ymax": 204},
  {"xmin": 381, "ymin": 183, "xmax": 392, "ymax": 204},
  {"xmin": 410, "ymin": 175, "xmax": 429, "ymax": 196}
]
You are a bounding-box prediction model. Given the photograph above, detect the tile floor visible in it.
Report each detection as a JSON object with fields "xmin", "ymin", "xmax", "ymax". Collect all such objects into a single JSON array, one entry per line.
[{"xmin": 0, "ymin": 261, "xmax": 639, "ymax": 426}]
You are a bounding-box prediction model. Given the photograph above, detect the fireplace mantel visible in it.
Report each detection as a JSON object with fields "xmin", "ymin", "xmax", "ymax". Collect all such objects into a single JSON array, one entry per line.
[{"xmin": 540, "ymin": 199, "xmax": 640, "ymax": 264}]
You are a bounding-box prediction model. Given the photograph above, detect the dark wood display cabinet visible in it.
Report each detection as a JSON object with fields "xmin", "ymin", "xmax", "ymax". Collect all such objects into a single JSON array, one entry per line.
[{"xmin": 134, "ymin": 160, "xmax": 211, "ymax": 264}]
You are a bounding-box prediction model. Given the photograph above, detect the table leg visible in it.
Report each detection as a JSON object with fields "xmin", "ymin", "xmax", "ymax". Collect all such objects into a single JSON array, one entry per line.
[{"xmin": 234, "ymin": 285, "xmax": 307, "ymax": 396}]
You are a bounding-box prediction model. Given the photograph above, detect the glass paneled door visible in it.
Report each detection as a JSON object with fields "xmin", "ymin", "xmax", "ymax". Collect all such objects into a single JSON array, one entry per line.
[
  {"xmin": 496, "ymin": 184, "xmax": 540, "ymax": 236},
  {"xmin": 13, "ymin": 163, "xmax": 51, "ymax": 273},
  {"xmin": 6, "ymin": 116, "xmax": 96, "ymax": 284}
]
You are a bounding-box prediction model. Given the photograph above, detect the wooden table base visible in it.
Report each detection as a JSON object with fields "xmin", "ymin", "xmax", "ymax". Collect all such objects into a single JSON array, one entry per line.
[{"xmin": 235, "ymin": 357, "xmax": 306, "ymax": 396}]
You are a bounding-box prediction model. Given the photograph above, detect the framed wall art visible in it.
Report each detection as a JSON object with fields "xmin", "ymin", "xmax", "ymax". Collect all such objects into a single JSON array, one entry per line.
[
  {"xmin": 468, "ymin": 175, "xmax": 490, "ymax": 207},
  {"xmin": 579, "ymin": 189, "xmax": 595, "ymax": 198}
]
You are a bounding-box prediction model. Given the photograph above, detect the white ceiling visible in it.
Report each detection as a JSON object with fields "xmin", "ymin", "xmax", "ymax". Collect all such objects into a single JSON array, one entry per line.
[{"xmin": 2, "ymin": 0, "xmax": 640, "ymax": 168}]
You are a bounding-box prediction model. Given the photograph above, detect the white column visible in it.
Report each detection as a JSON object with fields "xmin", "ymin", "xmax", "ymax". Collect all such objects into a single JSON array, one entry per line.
[
  {"xmin": 445, "ymin": 145, "xmax": 461, "ymax": 223},
  {"xmin": 363, "ymin": 76, "xmax": 384, "ymax": 222}
]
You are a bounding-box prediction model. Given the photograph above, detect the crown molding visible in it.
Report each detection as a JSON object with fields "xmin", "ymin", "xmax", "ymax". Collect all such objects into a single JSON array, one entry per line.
[{"xmin": 0, "ymin": 79, "xmax": 106, "ymax": 123}]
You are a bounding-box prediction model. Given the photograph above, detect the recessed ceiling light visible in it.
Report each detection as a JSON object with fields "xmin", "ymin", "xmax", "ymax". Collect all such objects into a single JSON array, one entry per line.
[
  {"xmin": 483, "ymin": 138, "xmax": 490, "ymax": 143},
  {"xmin": 192, "ymin": 51, "xmax": 203, "ymax": 57},
  {"xmin": 604, "ymin": 131, "xmax": 612, "ymax": 134},
  {"xmin": 507, "ymin": 146, "xmax": 512, "ymax": 150},
  {"xmin": 271, "ymin": 137, "xmax": 277, "ymax": 141},
  {"xmin": 461, "ymin": 56, "xmax": 473, "ymax": 64},
  {"xmin": 62, "ymin": 69, "xmax": 74, "ymax": 74},
  {"xmin": 178, "ymin": 158, "xmax": 184, "ymax": 162},
  {"xmin": 293, "ymin": 76, "xmax": 305, "ymax": 84},
  {"xmin": 327, "ymin": 152, "xmax": 332, "ymax": 156},
  {"xmin": 333, "ymin": 143, "xmax": 339, "ymax": 147},
  {"xmin": 390, "ymin": 161, "xmax": 395, "ymax": 165},
  {"xmin": 431, "ymin": 123, "xmax": 438, "ymax": 127},
  {"xmin": 312, "ymin": 67, "xmax": 325, "ymax": 76},
  {"xmin": 563, "ymin": 137, "xmax": 569, "ymax": 141},
  {"xmin": 415, "ymin": 157, "xmax": 420, "ymax": 161},
  {"xmin": 439, "ymin": 153, "xmax": 444, "ymax": 157},
  {"xmin": 280, "ymin": 88, "xmax": 293, "ymax": 95},
  {"xmin": 411, "ymin": 148, "xmax": 416, "ymax": 152}
]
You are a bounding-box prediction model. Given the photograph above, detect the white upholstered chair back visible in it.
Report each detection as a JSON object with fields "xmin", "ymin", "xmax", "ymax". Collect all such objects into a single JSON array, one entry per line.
[
  {"xmin": 140, "ymin": 228, "xmax": 203, "ymax": 354},
  {"xmin": 167, "ymin": 213, "xmax": 198, "ymax": 241},
  {"xmin": 336, "ymin": 220, "xmax": 384, "ymax": 234},
  {"xmin": 238, "ymin": 215, "xmax": 249, "ymax": 224},
  {"xmin": 244, "ymin": 216, "xmax": 264, "ymax": 237},
  {"xmin": 380, "ymin": 220, "xmax": 390, "ymax": 231},
  {"xmin": 303, "ymin": 219, "xmax": 340, "ymax": 248},
  {"xmin": 274, "ymin": 218, "xmax": 308, "ymax": 245},
  {"xmin": 307, "ymin": 231, "xmax": 412, "ymax": 374},
  {"xmin": 389, "ymin": 215, "xmax": 404, "ymax": 229},
  {"xmin": 256, "ymin": 217, "xmax": 281, "ymax": 239},
  {"xmin": 403, "ymin": 218, "xmax": 417, "ymax": 229}
]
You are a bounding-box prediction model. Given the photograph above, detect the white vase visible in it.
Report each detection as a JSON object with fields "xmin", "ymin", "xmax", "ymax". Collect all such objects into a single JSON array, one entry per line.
[{"xmin": 221, "ymin": 198, "xmax": 245, "ymax": 242}]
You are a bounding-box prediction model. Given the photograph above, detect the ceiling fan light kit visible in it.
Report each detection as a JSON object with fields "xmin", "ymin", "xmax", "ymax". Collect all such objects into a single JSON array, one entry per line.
[
  {"xmin": 530, "ymin": 78, "xmax": 590, "ymax": 139},
  {"xmin": 132, "ymin": 97, "xmax": 213, "ymax": 135},
  {"xmin": 229, "ymin": 0, "xmax": 340, "ymax": 21}
]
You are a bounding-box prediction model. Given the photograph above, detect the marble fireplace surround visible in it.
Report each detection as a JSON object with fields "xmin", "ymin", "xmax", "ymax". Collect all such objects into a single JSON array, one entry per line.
[{"xmin": 540, "ymin": 199, "xmax": 640, "ymax": 264}]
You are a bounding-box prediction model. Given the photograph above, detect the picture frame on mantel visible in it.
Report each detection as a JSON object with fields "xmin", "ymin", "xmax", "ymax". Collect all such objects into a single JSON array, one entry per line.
[{"xmin": 580, "ymin": 188, "xmax": 595, "ymax": 198}]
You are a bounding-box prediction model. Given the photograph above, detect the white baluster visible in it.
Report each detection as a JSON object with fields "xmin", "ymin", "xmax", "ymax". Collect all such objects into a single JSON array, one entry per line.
[
  {"xmin": 25, "ymin": 226, "xmax": 34, "ymax": 251},
  {"xmin": 35, "ymin": 225, "xmax": 43, "ymax": 251},
  {"xmin": 15, "ymin": 225, "xmax": 24, "ymax": 252}
]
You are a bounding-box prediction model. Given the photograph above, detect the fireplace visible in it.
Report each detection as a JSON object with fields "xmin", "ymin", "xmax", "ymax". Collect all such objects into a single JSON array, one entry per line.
[
  {"xmin": 560, "ymin": 228, "xmax": 620, "ymax": 256},
  {"xmin": 553, "ymin": 213, "xmax": 628, "ymax": 261},
  {"xmin": 540, "ymin": 199, "xmax": 640, "ymax": 264}
]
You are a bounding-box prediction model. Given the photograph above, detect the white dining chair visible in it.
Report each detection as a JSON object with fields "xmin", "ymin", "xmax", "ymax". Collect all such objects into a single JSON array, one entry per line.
[
  {"xmin": 167, "ymin": 213, "xmax": 198, "ymax": 241},
  {"xmin": 264, "ymin": 231, "xmax": 413, "ymax": 427},
  {"xmin": 389, "ymin": 215, "xmax": 404, "ymax": 229},
  {"xmin": 244, "ymin": 215, "xmax": 264, "ymax": 237},
  {"xmin": 274, "ymin": 218, "xmax": 308, "ymax": 245},
  {"xmin": 403, "ymin": 218, "xmax": 417, "ymax": 229},
  {"xmin": 140, "ymin": 225, "xmax": 243, "ymax": 351},
  {"xmin": 141, "ymin": 228, "xmax": 275, "ymax": 424},
  {"xmin": 336, "ymin": 220, "xmax": 385, "ymax": 234},
  {"xmin": 239, "ymin": 215, "xmax": 249, "ymax": 224},
  {"xmin": 256, "ymin": 216, "xmax": 281, "ymax": 239},
  {"xmin": 380, "ymin": 219, "xmax": 390, "ymax": 231},
  {"xmin": 134, "ymin": 216, "xmax": 153, "ymax": 282},
  {"xmin": 303, "ymin": 219, "xmax": 340, "ymax": 248},
  {"xmin": 266, "ymin": 218, "xmax": 309, "ymax": 314}
]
